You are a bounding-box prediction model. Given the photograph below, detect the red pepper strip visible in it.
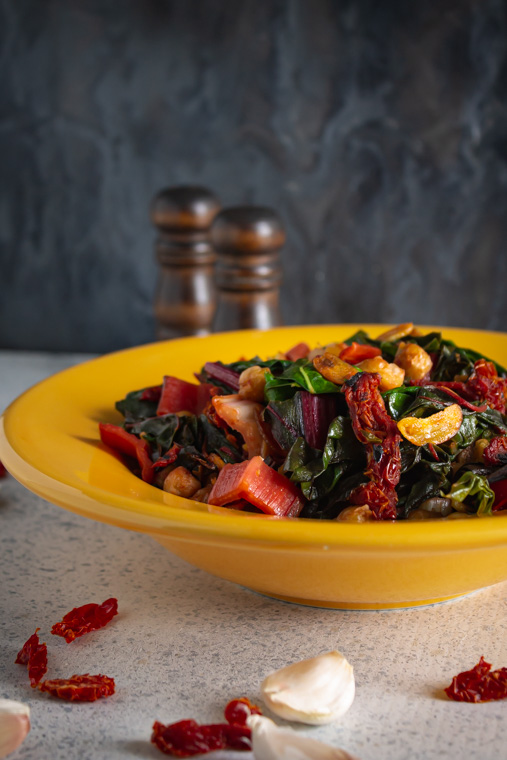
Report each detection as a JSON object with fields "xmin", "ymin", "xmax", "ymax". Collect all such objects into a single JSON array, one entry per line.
[
  {"xmin": 38, "ymin": 674, "xmax": 115, "ymax": 702},
  {"xmin": 344, "ymin": 373, "xmax": 401, "ymax": 520},
  {"xmin": 140, "ymin": 385, "xmax": 163, "ymax": 402},
  {"xmin": 51, "ymin": 597, "xmax": 118, "ymax": 643},
  {"xmin": 445, "ymin": 657, "xmax": 507, "ymax": 702},
  {"xmin": 285, "ymin": 342, "xmax": 310, "ymax": 361},
  {"xmin": 99, "ymin": 423, "xmax": 154, "ymax": 483},
  {"xmin": 208, "ymin": 456, "xmax": 305, "ymax": 517},
  {"xmin": 157, "ymin": 377, "xmax": 216, "ymax": 417},
  {"xmin": 490, "ymin": 480, "xmax": 507, "ymax": 512},
  {"xmin": 339, "ymin": 342, "xmax": 381, "ymax": 364},
  {"xmin": 15, "ymin": 629, "xmax": 48, "ymax": 686},
  {"xmin": 0, "ymin": 459, "xmax": 6, "ymax": 478}
]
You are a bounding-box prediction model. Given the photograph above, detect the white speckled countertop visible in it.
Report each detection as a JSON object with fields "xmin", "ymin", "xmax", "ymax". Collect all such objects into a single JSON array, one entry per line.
[{"xmin": 1, "ymin": 351, "xmax": 506, "ymax": 760}]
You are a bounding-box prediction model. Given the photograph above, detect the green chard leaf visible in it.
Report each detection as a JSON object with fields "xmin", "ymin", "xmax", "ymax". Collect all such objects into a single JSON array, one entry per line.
[
  {"xmin": 382, "ymin": 386, "xmax": 421, "ymax": 421},
  {"xmin": 265, "ymin": 359, "xmax": 341, "ymax": 401},
  {"xmin": 282, "ymin": 416, "xmax": 364, "ymax": 505},
  {"xmin": 127, "ymin": 414, "xmax": 180, "ymax": 451},
  {"xmin": 342, "ymin": 329, "xmax": 375, "ymax": 346},
  {"xmin": 227, "ymin": 358, "xmax": 292, "ymax": 374},
  {"xmin": 399, "ymin": 461, "xmax": 452, "ymax": 518},
  {"xmin": 322, "ymin": 416, "xmax": 363, "ymax": 467},
  {"xmin": 263, "ymin": 395, "xmax": 304, "ymax": 453},
  {"xmin": 116, "ymin": 388, "xmax": 159, "ymax": 422},
  {"xmin": 441, "ymin": 471, "xmax": 495, "ymax": 516},
  {"xmin": 198, "ymin": 416, "xmax": 243, "ymax": 463},
  {"xmin": 477, "ymin": 407, "xmax": 507, "ymax": 434}
]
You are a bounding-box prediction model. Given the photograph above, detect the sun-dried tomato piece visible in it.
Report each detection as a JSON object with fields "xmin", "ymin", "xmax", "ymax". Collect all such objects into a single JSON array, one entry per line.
[
  {"xmin": 444, "ymin": 657, "xmax": 507, "ymax": 703},
  {"xmin": 466, "ymin": 360, "xmax": 507, "ymax": 414},
  {"xmin": 224, "ymin": 697, "xmax": 262, "ymax": 726},
  {"xmin": 38, "ymin": 673, "xmax": 115, "ymax": 701},
  {"xmin": 15, "ymin": 628, "xmax": 48, "ymax": 686},
  {"xmin": 151, "ymin": 720, "xmax": 251, "ymax": 757},
  {"xmin": 483, "ymin": 436, "xmax": 507, "ymax": 467},
  {"xmin": 152, "ymin": 698, "xmax": 260, "ymax": 757},
  {"xmin": 344, "ymin": 373, "xmax": 402, "ymax": 520},
  {"xmin": 51, "ymin": 597, "xmax": 118, "ymax": 643},
  {"xmin": 0, "ymin": 459, "xmax": 6, "ymax": 477}
]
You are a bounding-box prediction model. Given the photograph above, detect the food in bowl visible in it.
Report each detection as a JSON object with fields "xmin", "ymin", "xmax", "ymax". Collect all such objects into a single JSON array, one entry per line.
[{"xmin": 99, "ymin": 323, "xmax": 507, "ymax": 521}]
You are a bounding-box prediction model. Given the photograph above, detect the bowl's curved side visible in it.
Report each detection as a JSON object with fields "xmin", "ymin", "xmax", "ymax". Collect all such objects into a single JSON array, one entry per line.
[{"xmin": 152, "ymin": 531, "xmax": 507, "ymax": 609}]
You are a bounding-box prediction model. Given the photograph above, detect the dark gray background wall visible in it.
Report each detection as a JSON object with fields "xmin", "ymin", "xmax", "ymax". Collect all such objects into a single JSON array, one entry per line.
[{"xmin": 1, "ymin": 0, "xmax": 507, "ymax": 353}]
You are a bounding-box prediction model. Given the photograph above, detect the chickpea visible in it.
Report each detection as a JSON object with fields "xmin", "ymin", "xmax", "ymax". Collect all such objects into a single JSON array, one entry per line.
[
  {"xmin": 163, "ymin": 466, "xmax": 201, "ymax": 498},
  {"xmin": 336, "ymin": 505, "xmax": 374, "ymax": 522},
  {"xmin": 394, "ymin": 342, "xmax": 432, "ymax": 381}
]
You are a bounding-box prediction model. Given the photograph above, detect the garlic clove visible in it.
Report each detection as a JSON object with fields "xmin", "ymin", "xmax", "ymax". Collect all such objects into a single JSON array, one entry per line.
[
  {"xmin": 261, "ymin": 650, "xmax": 355, "ymax": 725},
  {"xmin": 0, "ymin": 700, "xmax": 30, "ymax": 759},
  {"xmin": 249, "ymin": 715, "xmax": 360, "ymax": 760}
]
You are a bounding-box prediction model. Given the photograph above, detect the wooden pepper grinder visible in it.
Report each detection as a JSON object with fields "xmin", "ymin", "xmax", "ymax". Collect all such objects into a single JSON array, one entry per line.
[
  {"xmin": 151, "ymin": 186, "xmax": 220, "ymax": 339},
  {"xmin": 211, "ymin": 206, "xmax": 284, "ymax": 331}
]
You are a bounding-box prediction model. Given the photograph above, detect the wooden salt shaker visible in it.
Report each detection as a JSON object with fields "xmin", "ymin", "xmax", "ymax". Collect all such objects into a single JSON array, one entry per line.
[
  {"xmin": 151, "ymin": 186, "xmax": 220, "ymax": 339},
  {"xmin": 211, "ymin": 206, "xmax": 284, "ymax": 332}
]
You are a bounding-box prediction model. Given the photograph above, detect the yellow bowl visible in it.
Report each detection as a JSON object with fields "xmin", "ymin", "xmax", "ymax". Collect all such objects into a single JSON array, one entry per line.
[{"xmin": 2, "ymin": 324, "xmax": 507, "ymax": 610}]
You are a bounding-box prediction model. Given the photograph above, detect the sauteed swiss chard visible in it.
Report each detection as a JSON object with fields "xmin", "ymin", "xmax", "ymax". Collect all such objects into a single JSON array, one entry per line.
[{"xmin": 99, "ymin": 324, "xmax": 507, "ymax": 521}]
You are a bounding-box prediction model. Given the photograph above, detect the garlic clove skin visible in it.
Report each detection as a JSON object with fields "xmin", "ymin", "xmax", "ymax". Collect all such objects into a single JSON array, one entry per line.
[
  {"xmin": 249, "ymin": 715, "xmax": 360, "ymax": 760},
  {"xmin": 261, "ymin": 650, "xmax": 355, "ymax": 725},
  {"xmin": 0, "ymin": 700, "xmax": 30, "ymax": 759}
]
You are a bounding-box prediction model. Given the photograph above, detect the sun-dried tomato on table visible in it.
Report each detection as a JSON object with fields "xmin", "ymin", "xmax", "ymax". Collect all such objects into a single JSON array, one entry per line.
[
  {"xmin": 51, "ymin": 597, "xmax": 118, "ymax": 642},
  {"xmin": 151, "ymin": 697, "xmax": 261, "ymax": 757},
  {"xmin": 38, "ymin": 673, "xmax": 115, "ymax": 702},
  {"xmin": 444, "ymin": 657, "xmax": 507, "ymax": 703},
  {"xmin": 16, "ymin": 599, "xmax": 118, "ymax": 701},
  {"xmin": 0, "ymin": 459, "xmax": 6, "ymax": 478},
  {"xmin": 15, "ymin": 629, "xmax": 48, "ymax": 686},
  {"xmin": 344, "ymin": 372, "xmax": 402, "ymax": 520}
]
